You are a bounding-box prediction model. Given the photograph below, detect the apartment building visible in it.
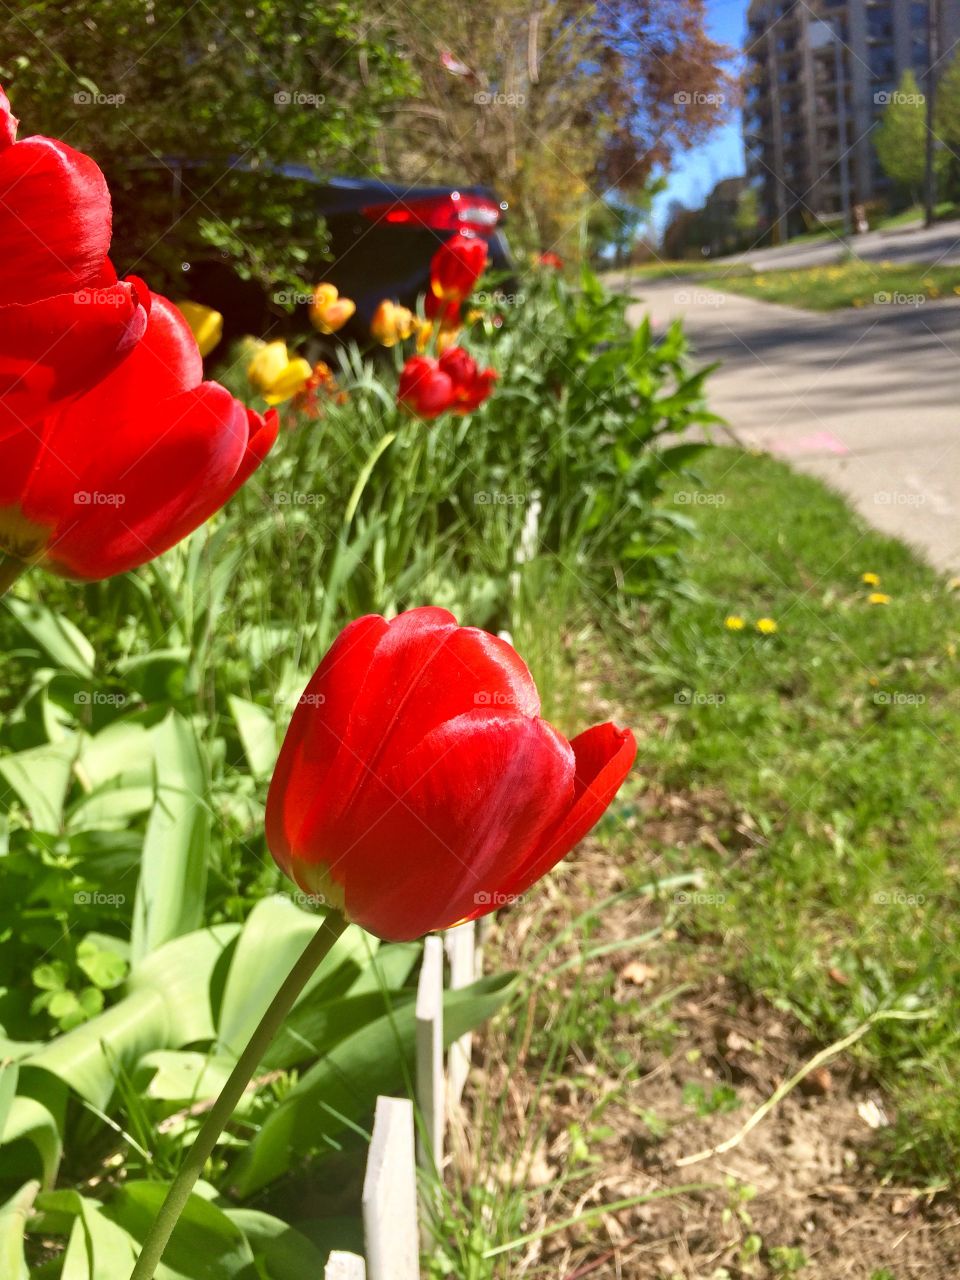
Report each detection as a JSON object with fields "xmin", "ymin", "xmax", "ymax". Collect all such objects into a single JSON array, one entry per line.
[{"xmin": 743, "ymin": 0, "xmax": 960, "ymax": 237}]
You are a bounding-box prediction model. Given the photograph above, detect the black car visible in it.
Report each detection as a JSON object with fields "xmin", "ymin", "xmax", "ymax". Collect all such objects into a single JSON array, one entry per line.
[{"xmin": 124, "ymin": 158, "xmax": 512, "ymax": 343}]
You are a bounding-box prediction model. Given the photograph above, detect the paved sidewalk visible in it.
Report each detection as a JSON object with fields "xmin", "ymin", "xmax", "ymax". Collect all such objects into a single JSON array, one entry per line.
[
  {"xmin": 624, "ymin": 278, "xmax": 960, "ymax": 572},
  {"xmin": 713, "ymin": 216, "xmax": 960, "ymax": 272}
]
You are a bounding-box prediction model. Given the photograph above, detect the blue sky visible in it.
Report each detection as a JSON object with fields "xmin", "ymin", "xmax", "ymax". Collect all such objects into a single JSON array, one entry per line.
[{"xmin": 649, "ymin": 0, "xmax": 748, "ymax": 234}]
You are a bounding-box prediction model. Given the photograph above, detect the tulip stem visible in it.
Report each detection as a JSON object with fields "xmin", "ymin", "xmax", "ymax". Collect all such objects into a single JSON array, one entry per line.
[
  {"xmin": 0, "ymin": 554, "xmax": 26, "ymax": 597},
  {"xmin": 128, "ymin": 911, "xmax": 348, "ymax": 1280}
]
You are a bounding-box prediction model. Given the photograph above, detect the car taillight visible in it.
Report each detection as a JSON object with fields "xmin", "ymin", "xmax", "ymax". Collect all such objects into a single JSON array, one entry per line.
[{"xmin": 361, "ymin": 191, "xmax": 503, "ymax": 234}]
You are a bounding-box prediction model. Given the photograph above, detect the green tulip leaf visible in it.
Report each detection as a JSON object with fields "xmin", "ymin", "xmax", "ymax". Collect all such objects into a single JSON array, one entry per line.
[{"xmin": 230, "ymin": 971, "xmax": 517, "ymax": 1195}]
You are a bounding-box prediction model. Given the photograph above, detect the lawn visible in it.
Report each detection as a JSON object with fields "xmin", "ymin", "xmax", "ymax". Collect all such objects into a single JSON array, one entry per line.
[
  {"xmin": 703, "ymin": 259, "xmax": 960, "ymax": 310},
  {"xmin": 630, "ymin": 445, "xmax": 960, "ymax": 1185},
  {"xmin": 430, "ymin": 445, "xmax": 960, "ymax": 1275}
]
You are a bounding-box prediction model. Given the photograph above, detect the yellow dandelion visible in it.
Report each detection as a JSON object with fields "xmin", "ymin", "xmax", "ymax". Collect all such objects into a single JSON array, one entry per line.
[
  {"xmin": 861, "ymin": 572, "xmax": 880, "ymax": 587},
  {"xmin": 868, "ymin": 675, "xmax": 880, "ymax": 687},
  {"xmin": 756, "ymin": 617, "xmax": 778, "ymax": 635},
  {"xmin": 724, "ymin": 615, "xmax": 746, "ymax": 631},
  {"xmin": 868, "ymin": 592, "xmax": 891, "ymax": 605}
]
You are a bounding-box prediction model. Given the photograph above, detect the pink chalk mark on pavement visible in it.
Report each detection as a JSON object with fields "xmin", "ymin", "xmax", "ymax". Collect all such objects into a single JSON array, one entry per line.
[{"xmin": 767, "ymin": 430, "xmax": 850, "ymax": 457}]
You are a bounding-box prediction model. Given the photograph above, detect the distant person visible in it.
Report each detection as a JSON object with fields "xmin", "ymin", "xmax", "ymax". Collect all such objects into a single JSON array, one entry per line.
[{"xmin": 853, "ymin": 203, "xmax": 869, "ymax": 235}]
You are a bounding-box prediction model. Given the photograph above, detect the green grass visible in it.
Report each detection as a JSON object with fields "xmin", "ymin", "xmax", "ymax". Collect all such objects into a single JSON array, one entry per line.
[
  {"xmin": 873, "ymin": 200, "xmax": 958, "ymax": 230},
  {"xmin": 631, "ymin": 446, "xmax": 960, "ymax": 1185},
  {"xmin": 703, "ymin": 259, "xmax": 960, "ymax": 310}
]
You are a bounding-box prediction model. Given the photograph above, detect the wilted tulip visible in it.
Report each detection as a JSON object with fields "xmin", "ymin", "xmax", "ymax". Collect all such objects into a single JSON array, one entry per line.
[
  {"xmin": 175, "ymin": 300, "xmax": 223, "ymax": 357},
  {"xmin": 370, "ymin": 299, "xmax": 416, "ymax": 347},
  {"xmin": 266, "ymin": 608, "xmax": 636, "ymax": 941},
  {"xmin": 247, "ymin": 340, "xmax": 313, "ymax": 404},
  {"xmin": 309, "ymin": 283, "xmax": 356, "ymax": 334},
  {"xmin": 430, "ymin": 233, "xmax": 487, "ymax": 302}
]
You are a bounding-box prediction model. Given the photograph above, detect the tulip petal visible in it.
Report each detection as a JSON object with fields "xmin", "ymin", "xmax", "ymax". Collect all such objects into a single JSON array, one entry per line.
[
  {"xmin": 490, "ymin": 722, "xmax": 637, "ymax": 904},
  {"xmin": 27, "ymin": 383, "xmax": 260, "ymax": 578},
  {"xmin": 335, "ymin": 711, "xmax": 576, "ymax": 940},
  {"xmin": 266, "ymin": 614, "xmax": 392, "ymax": 879},
  {"xmin": 0, "ymin": 135, "xmax": 112, "ymax": 303},
  {"xmin": 0, "ymin": 277, "xmax": 149, "ymax": 437}
]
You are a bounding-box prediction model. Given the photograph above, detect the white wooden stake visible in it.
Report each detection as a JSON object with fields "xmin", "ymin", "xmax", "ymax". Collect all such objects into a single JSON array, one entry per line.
[
  {"xmin": 362, "ymin": 1096, "xmax": 420, "ymax": 1280},
  {"xmin": 325, "ymin": 1252, "xmax": 366, "ymax": 1279},
  {"xmin": 444, "ymin": 921, "xmax": 476, "ymax": 1105},
  {"xmin": 415, "ymin": 934, "xmax": 444, "ymax": 1171}
]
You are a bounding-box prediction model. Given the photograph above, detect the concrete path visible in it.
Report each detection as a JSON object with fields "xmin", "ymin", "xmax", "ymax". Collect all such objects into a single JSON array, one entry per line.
[
  {"xmin": 712, "ymin": 216, "xmax": 960, "ymax": 272},
  {"xmin": 623, "ymin": 277, "xmax": 960, "ymax": 572}
]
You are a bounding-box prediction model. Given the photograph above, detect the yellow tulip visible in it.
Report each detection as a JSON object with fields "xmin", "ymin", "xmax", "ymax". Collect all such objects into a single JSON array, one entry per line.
[
  {"xmin": 247, "ymin": 340, "xmax": 312, "ymax": 405},
  {"xmin": 175, "ymin": 300, "xmax": 223, "ymax": 357},
  {"xmin": 309, "ymin": 283, "xmax": 356, "ymax": 334},
  {"xmin": 370, "ymin": 299, "xmax": 417, "ymax": 347},
  {"xmin": 436, "ymin": 325, "xmax": 462, "ymax": 354}
]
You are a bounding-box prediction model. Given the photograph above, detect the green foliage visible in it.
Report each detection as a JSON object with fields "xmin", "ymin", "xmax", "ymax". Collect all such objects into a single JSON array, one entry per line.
[
  {"xmin": 874, "ymin": 71, "xmax": 939, "ymax": 195},
  {"xmin": 0, "ymin": 2, "xmax": 416, "ymax": 296},
  {"xmin": 0, "ymin": 268, "xmax": 711, "ymax": 1271}
]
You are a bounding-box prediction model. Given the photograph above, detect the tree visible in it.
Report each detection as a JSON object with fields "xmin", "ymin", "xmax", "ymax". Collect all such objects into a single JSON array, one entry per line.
[
  {"xmin": 874, "ymin": 70, "xmax": 939, "ymax": 200},
  {"xmin": 1, "ymin": 2, "xmax": 416, "ymax": 297},
  {"xmin": 734, "ymin": 187, "xmax": 760, "ymax": 238},
  {"xmin": 934, "ymin": 52, "xmax": 960, "ymax": 203},
  {"xmin": 370, "ymin": 0, "xmax": 733, "ymax": 259}
]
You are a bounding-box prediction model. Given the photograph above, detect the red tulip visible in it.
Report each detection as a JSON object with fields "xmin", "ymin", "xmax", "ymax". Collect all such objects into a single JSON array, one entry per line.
[
  {"xmin": 397, "ymin": 355, "xmax": 454, "ymax": 420},
  {"xmin": 0, "ymin": 86, "xmax": 148, "ymax": 431},
  {"xmin": 424, "ymin": 290, "xmax": 462, "ymax": 330},
  {"xmin": 438, "ymin": 347, "xmax": 498, "ymax": 413},
  {"xmin": 0, "ymin": 293, "xmax": 278, "ymax": 579},
  {"xmin": 266, "ymin": 607, "xmax": 636, "ymax": 941},
  {"xmin": 430, "ymin": 233, "xmax": 487, "ymax": 302}
]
